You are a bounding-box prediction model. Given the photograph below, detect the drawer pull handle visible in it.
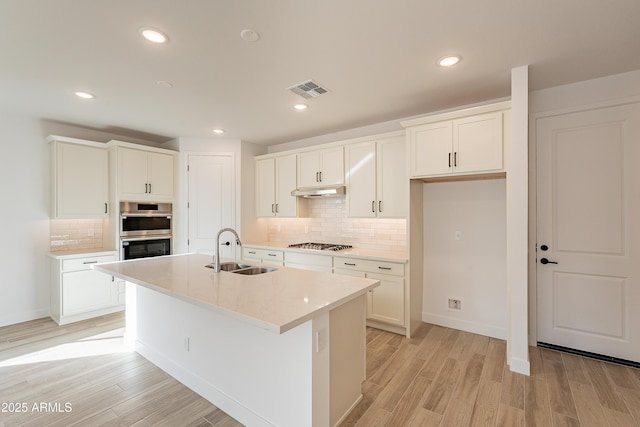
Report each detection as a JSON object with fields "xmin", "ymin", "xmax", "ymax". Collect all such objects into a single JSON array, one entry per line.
[
  {"xmin": 268, "ymin": 253, "xmax": 277, "ymax": 257},
  {"xmin": 83, "ymin": 261, "xmax": 98, "ymax": 264},
  {"xmin": 344, "ymin": 262, "xmax": 356, "ymax": 266},
  {"xmin": 248, "ymin": 251, "xmax": 257, "ymax": 254},
  {"xmin": 378, "ymin": 266, "xmax": 392, "ymax": 270}
]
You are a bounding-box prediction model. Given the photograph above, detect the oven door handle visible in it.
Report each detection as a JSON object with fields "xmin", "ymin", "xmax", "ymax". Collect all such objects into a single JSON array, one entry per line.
[
  {"xmin": 121, "ymin": 213, "xmax": 172, "ymax": 218},
  {"xmin": 121, "ymin": 236, "xmax": 172, "ymax": 243}
]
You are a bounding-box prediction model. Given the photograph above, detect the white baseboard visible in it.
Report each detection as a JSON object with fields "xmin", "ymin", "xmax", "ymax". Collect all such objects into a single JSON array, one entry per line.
[
  {"xmin": 134, "ymin": 340, "xmax": 274, "ymax": 427},
  {"xmin": 508, "ymin": 356, "xmax": 531, "ymax": 375},
  {"xmin": 0, "ymin": 307, "xmax": 50, "ymax": 328},
  {"xmin": 422, "ymin": 312, "xmax": 507, "ymax": 340}
]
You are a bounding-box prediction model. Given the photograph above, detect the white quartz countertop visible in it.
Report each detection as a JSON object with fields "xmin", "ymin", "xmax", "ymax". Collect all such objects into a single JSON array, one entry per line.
[
  {"xmin": 244, "ymin": 241, "xmax": 408, "ymax": 263},
  {"xmin": 94, "ymin": 253, "xmax": 379, "ymax": 334},
  {"xmin": 48, "ymin": 249, "xmax": 118, "ymax": 259}
]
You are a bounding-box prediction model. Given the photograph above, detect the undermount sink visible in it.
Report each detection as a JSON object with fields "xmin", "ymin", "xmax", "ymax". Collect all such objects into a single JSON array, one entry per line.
[
  {"xmin": 232, "ymin": 266, "xmax": 277, "ymax": 275},
  {"xmin": 205, "ymin": 262, "xmax": 277, "ymax": 275}
]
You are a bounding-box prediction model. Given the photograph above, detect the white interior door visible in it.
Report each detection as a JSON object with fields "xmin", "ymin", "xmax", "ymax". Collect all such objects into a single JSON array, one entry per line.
[
  {"xmin": 536, "ymin": 102, "xmax": 640, "ymax": 362},
  {"xmin": 188, "ymin": 155, "xmax": 234, "ymax": 257}
]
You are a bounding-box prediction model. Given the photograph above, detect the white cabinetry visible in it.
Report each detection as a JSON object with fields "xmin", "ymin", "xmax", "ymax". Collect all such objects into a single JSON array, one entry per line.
[
  {"xmin": 334, "ymin": 257, "xmax": 406, "ymax": 330},
  {"xmin": 297, "ymin": 146, "xmax": 344, "ymax": 188},
  {"xmin": 48, "ymin": 136, "xmax": 109, "ymax": 219},
  {"xmin": 114, "ymin": 145, "xmax": 175, "ymax": 201},
  {"xmin": 406, "ymin": 107, "xmax": 507, "ymax": 179},
  {"xmin": 242, "ymin": 247, "xmax": 284, "ymax": 266},
  {"xmin": 49, "ymin": 252, "xmax": 123, "ymax": 325},
  {"xmin": 255, "ymin": 154, "xmax": 301, "ymax": 217},
  {"xmin": 345, "ymin": 135, "xmax": 406, "ymax": 218},
  {"xmin": 285, "ymin": 251, "xmax": 333, "ymax": 272}
]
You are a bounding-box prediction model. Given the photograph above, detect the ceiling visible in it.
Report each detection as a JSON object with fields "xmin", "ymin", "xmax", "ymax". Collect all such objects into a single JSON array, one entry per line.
[{"xmin": 1, "ymin": 0, "xmax": 639, "ymax": 146}]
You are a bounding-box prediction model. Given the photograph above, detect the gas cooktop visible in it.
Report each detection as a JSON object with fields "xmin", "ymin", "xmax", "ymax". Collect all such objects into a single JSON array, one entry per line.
[{"xmin": 288, "ymin": 242, "xmax": 353, "ymax": 251}]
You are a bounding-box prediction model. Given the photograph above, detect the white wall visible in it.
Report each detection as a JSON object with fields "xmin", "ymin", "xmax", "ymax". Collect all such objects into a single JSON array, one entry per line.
[
  {"xmin": 422, "ymin": 179, "xmax": 507, "ymax": 339},
  {"xmin": 0, "ymin": 112, "xmax": 51, "ymax": 326}
]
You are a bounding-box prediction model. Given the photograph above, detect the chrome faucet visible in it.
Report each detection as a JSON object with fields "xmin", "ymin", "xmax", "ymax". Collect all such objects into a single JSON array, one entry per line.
[{"xmin": 212, "ymin": 227, "xmax": 242, "ymax": 272}]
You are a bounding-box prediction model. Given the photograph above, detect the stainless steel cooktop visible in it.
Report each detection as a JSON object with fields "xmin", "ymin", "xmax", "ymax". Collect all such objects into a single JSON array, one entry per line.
[{"xmin": 288, "ymin": 242, "xmax": 353, "ymax": 251}]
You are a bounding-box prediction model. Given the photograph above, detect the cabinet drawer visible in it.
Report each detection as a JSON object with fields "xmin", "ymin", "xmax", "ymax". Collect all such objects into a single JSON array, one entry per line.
[
  {"xmin": 285, "ymin": 251, "xmax": 333, "ymax": 267},
  {"xmin": 62, "ymin": 255, "xmax": 117, "ymax": 272},
  {"xmin": 334, "ymin": 257, "xmax": 404, "ymax": 276},
  {"xmin": 243, "ymin": 247, "xmax": 284, "ymax": 262}
]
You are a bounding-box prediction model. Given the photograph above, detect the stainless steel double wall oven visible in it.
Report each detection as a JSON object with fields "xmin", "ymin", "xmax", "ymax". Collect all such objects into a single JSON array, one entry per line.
[{"xmin": 120, "ymin": 202, "xmax": 172, "ymax": 260}]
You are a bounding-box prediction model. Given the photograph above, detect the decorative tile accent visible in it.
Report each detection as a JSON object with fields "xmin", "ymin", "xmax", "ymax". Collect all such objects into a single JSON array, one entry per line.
[
  {"xmin": 267, "ymin": 198, "xmax": 407, "ymax": 251},
  {"xmin": 50, "ymin": 219, "xmax": 105, "ymax": 251}
]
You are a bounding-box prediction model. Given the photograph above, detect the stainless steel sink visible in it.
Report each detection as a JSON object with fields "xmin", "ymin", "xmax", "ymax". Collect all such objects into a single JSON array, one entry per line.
[
  {"xmin": 232, "ymin": 266, "xmax": 277, "ymax": 275},
  {"xmin": 205, "ymin": 262, "xmax": 277, "ymax": 275}
]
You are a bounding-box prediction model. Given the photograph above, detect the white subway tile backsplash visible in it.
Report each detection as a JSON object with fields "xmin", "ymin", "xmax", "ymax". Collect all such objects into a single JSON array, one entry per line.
[
  {"xmin": 50, "ymin": 219, "xmax": 105, "ymax": 252},
  {"xmin": 266, "ymin": 198, "xmax": 406, "ymax": 252}
]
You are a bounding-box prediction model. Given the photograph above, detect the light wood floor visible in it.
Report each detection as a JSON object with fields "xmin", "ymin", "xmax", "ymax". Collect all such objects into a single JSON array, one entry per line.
[{"xmin": 1, "ymin": 314, "xmax": 639, "ymax": 426}]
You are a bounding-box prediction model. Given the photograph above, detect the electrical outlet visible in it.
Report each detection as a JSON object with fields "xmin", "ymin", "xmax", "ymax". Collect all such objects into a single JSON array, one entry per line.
[
  {"xmin": 304, "ymin": 225, "xmax": 309, "ymax": 234},
  {"xmin": 454, "ymin": 231, "xmax": 461, "ymax": 241},
  {"xmin": 448, "ymin": 299, "xmax": 461, "ymax": 310},
  {"xmin": 184, "ymin": 337, "xmax": 190, "ymax": 352}
]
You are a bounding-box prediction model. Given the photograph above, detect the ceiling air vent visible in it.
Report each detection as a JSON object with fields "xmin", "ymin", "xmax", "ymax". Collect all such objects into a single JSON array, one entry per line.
[{"xmin": 287, "ymin": 80, "xmax": 329, "ymax": 99}]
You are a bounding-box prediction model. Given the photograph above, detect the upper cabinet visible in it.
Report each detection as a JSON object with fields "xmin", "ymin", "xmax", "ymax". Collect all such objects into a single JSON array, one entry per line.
[
  {"xmin": 255, "ymin": 154, "xmax": 301, "ymax": 217},
  {"xmin": 345, "ymin": 135, "xmax": 407, "ymax": 218},
  {"xmin": 48, "ymin": 136, "xmax": 109, "ymax": 219},
  {"xmin": 113, "ymin": 145, "xmax": 176, "ymax": 202},
  {"xmin": 297, "ymin": 146, "xmax": 344, "ymax": 188},
  {"xmin": 404, "ymin": 102, "xmax": 510, "ymax": 179}
]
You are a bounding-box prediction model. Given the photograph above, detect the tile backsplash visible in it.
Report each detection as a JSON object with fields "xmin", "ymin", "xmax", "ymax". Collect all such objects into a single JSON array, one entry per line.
[
  {"xmin": 265, "ymin": 197, "xmax": 407, "ymax": 252},
  {"xmin": 50, "ymin": 219, "xmax": 105, "ymax": 252}
]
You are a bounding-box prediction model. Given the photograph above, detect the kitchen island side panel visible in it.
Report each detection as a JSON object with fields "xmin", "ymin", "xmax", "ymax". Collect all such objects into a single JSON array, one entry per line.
[{"xmin": 129, "ymin": 283, "xmax": 321, "ymax": 427}]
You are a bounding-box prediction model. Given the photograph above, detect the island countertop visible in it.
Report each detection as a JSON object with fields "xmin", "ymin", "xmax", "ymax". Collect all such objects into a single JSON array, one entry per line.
[{"xmin": 94, "ymin": 253, "xmax": 379, "ymax": 334}]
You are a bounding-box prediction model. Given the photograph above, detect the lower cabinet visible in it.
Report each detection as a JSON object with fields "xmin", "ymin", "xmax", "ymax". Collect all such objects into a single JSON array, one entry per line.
[
  {"xmin": 50, "ymin": 252, "xmax": 124, "ymax": 325},
  {"xmin": 242, "ymin": 247, "xmax": 284, "ymax": 266},
  {"xmin": 284, "ymin": 251, "xmax": 333, "ymax": 273},
  {"xmin": 243, "ymin": 246, "xmax": 408, "ymax": 335},
  {"xmin": 334, "ymin": 257, "xmax": 406, "ymax": 332}
]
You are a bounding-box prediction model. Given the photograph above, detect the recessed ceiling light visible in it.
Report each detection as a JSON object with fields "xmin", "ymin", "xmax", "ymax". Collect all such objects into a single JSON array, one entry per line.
[
  {"xmin": 438, "ymin": 55, "xmax": 461, "ymax": 67},
  {"xmin": 294, "ymin": 103, "xmax": 308, "ymax": 111},
  {"xmin": 240, "ymin": 29, "xmax": 260, "ymax": 42},
  {"xmin": 75, "ymin": 91, "xmax": 95, "ymax": 99},
  {"xmin": 138, "ymin": 27, "xmax": 169, "ymax": 44},
  {"xmin": 156, "ymin": 80, "xmax": 173, "ymax": 88},
  {"xmin": 213, "ymin": 129, "xmax": 225, "ymax": 134}
]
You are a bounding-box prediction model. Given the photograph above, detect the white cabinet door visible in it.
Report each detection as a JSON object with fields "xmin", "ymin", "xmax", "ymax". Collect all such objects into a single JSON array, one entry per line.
[
  {"xmin": 62, "ymin": 270, "xmax": 116, "ymax": 316},
  {"xmin": 366, "ymin": 273, "xmax": 405, "ymax": 326},
  {"xmin": 118, "ymin": 148, "xmax": 149, "ymax": 197},
  {"xmin": 297, "ymin": 151, "xmax": 321, "ymax": 188},
  {"xmin": 53, "ymin": 141, "xmax": 108, "ymax": 218},
  {"xmin": 409, "ymin": 121, "xmax": 453, "ymax": 177},
  {"xmin": 148, "ymin": 152, "xmax": 175, "ymax": 199},
  {"xmin": 319, "ymin": 146, "xmax": 344, "ymax": 185},
  {"xmin": 118, "ymin": 147, "xmax": 175, "ymax": 201},
  {"xmin": 255, "ymin": 158, "xmax": 276, "ymax": 217},
  {"xmin": 453, "ymin": 112, "xmax": 503, "ymax": 174},
  {"xmin": 297, "ymin": 147, "xmax": 344, "ymax": 188},
  {"xmin": 377, "ymin": 137, "xmax": 407, "ymax": 218},
  {"xmin": 275, "ymin": 154, "xmax": 298, "ymax": 217},
  {"xmin": 345, "ymin": 141, "xmax": 376, "ymax": 218}
]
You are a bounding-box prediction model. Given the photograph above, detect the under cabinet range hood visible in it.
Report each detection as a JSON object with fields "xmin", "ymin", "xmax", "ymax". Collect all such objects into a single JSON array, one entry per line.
[{"xmin": 291, "ymin": 185, "xmax": 346, "ymax": 198}]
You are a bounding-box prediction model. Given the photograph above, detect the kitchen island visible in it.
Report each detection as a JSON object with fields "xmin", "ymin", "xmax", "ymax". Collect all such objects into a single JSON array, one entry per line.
[{"xmin": 94, "ymin": 253, "xmax": 379, "ymax": 427}]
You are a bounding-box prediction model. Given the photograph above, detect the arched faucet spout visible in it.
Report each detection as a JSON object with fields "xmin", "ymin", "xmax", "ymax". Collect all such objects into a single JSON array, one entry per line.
[{"xmin": 212, "ymin": 228, "xmax": 242, "ymax": 272}]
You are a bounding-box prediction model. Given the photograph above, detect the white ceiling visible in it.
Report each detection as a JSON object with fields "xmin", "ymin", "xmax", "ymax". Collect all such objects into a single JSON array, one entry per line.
[{"xmin": 1, "ymin": 0, "xmax": 639, "ymax": 145}]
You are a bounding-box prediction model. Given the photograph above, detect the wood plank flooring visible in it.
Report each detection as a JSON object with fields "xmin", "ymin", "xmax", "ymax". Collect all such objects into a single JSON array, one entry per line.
[{"xmin": 1, "ymin": 314, "xmax": 640, "ymax": 426}]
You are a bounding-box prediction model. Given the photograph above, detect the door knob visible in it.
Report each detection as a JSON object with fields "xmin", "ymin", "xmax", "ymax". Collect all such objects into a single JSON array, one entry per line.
[
  {"xmin": 220, "ymin": 241, "xmax": 231, "ymax": 246},
  {"xmin": 540, "ymin": 257, "xmax": 557, "ymax": 265}
]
